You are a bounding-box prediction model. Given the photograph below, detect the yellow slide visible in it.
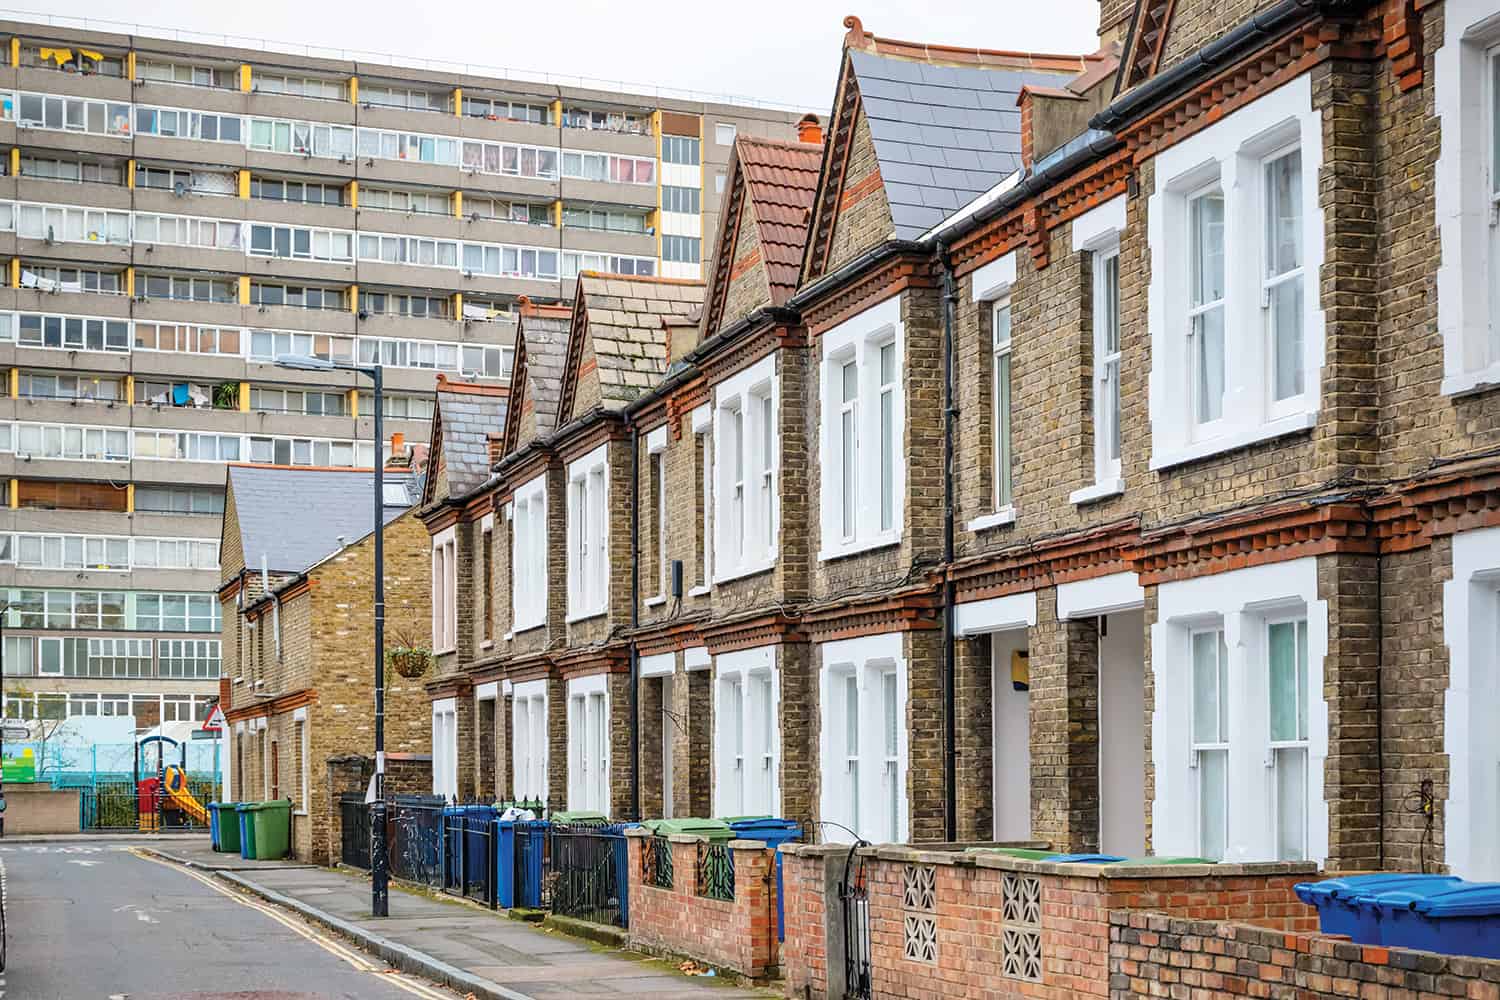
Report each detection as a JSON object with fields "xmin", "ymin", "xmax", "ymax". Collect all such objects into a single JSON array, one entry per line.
[{"xmin": 163, "ymin": 765, "xmax": 208, "ymax": 826}]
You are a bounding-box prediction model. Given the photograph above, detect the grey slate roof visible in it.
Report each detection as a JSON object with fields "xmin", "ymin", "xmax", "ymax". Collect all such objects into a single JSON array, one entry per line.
[
  {"xmin": 436, "ymin": 385, "xmax": 508, "ymax": 497},
  {"xmin": 518, "ymin": 313, "xmax": 569, "ymax": 436},
  {"xmin": 227, "ymin": 466, "xmax": 415, "ymax": 576},
  {"xmin": 850, "ymin": 49, "xmax": 1080, "ymax": 238}
]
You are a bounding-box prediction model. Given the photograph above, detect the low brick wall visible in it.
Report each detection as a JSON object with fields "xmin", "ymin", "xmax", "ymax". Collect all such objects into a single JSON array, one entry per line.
[
  {"xmin": 624, "ymin": 830, "xmax": 779, "ymax": 979},
  {"xmin": 3, "ymin": 786, "xmax": 80, "ymax": 834},
  {"xmin": 781, "ymin": 844, "xmax": 1321, "ymax": 1000},
  {"xmin": 1110, "ymin": 911, "xmax": 1500, "ymax": 998}
]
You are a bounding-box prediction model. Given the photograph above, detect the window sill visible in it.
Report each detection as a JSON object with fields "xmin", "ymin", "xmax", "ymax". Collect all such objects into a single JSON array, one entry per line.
[
  {"xmin": 1441, "ymin": 363, "xmax": 1500, "ymax": 398},
  {"xmin": 817, "ymin": 531, "xmax": 901, "ymax": 564},
  {"xmin": 1149, "ymin": 412, "xmax": 1317, "ymax": 472},
  {"xmin": 687, "ymin": 584, "xmax": 712, "ymax": 598},
  {"xmin": 966, "ymin": 507, "xmax": 1016, "ymax": 533},
  {"xmin": 480, "ymin": 640, "xmax": 494, "ymax": 651},
  {"xmin": 1068, "ymin": 479, "xmax": 1124, "ymax": 506},
  {"xmin": 644, "ymin": 595, "xmax": 667, "ymax": 608},
  {"xmin": 512, "ymin": 621, "xmax": 546, "ymax": 637},
  {"xmin": 433, "ymin": 646, "xmax": 456, "ymax": 657},
  {"xmin": 713, "ymin": 557, "xmax": 776, "ymax": 586},
  {"xmin": 293, "ymin": 809, "xmax": 309, "ymax": 817},
  {"xmin": 565, "ymin": 608, "xmax": 607, "ymax": 625}
]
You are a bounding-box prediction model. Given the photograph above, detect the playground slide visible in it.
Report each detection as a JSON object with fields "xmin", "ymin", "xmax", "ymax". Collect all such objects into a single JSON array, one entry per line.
[{"xmin": 162, "ymin": 766, "xmax": 208, "ymax": 826}]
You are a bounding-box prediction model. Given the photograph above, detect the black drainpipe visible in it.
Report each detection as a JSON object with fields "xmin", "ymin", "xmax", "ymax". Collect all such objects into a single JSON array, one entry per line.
[
  {"xmin": 628, "ymin": 417, "xmax": 642, "ymax": 822},
  {"xmin": 938, "ymin": 245, "xmax": 959, "ymax": 843}
]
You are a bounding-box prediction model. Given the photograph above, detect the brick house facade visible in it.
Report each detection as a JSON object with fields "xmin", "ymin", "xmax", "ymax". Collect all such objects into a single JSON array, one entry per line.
[
  {"xmin": 418, "ymin": 0, "xmax": 1500, "ymax": 885},
  {"xmin": 218, "ymin": 463, "xmax": 432, "ymax": 863}
]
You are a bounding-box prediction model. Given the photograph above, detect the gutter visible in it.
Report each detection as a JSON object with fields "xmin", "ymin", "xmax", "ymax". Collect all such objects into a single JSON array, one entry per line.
[
  {"xmin": 1091, "ymin": 0, "xmax": 1336, "ymax": 132},
  {"xmin": 785, "ymin": 240, "xmax": 927, "ymax": 314}
]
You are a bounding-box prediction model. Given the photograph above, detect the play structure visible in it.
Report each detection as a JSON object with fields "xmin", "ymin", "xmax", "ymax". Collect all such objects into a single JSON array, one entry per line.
[{"xmin": 135, "ymin": 735, "xmax": 212, "ymax": 831}]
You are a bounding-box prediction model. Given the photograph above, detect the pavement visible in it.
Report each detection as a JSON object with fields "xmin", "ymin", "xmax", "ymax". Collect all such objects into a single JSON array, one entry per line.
[
  {"xmin": 198, "ymin": 862, "xmax": 770, "ymax": 1000},
  {"xmin": 0, "ymin": 839, "xmax": 461, "ymax": 999}
]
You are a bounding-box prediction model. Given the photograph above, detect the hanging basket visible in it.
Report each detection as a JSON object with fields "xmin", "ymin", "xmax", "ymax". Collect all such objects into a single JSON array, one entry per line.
[{"xmin": 387, "ymin": 647, "xmax": 432, "ymax": 679}]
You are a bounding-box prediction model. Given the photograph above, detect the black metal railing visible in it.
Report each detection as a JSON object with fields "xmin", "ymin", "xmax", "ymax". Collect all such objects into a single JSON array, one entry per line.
[
  {"xmin": 339, "ymin": 793, "xmax": 371, "ymax": 869},
  {"xmin": 79, "ymin": 784, "xmax": 141, "ymax": 830},
  {"xmin": 642, "ymin": 835, "xmax": 674, "ymax": 890},
  {"xmin": 696, "ymin": 841, "xmax": 735, "ymax": 902},
  {"xmin": 387, "ymin": 796, "xmax": 444, "ymax": 886},
  {"xmin": 840, "ymin": 848, "xmax": 873, "ymax": 1000},
  {"xmin": 546, "ymin": 823, "xmax": 628, "ymax": 928},
  {"xmin": 441, "ymin": 807, "xmax": 498, "ymax": 908}
]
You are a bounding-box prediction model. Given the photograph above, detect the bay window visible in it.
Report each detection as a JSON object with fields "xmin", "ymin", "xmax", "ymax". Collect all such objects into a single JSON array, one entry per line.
[
  {"xmin": 1153, "ymin": 558, "xmax": 1327, "ymax": 864},
  {"xmin": 512, "ymin": 680, "xmax": 548, "ymax": 803},
  {"xmin": 511, "ymin": 474, "xmax": 547, "ymax": 632},
  {"xmin": 819, "ymin": 633, "xmax": 907, "ymax": 844},
  {"xmin": 714, "ymin": 355, "xmax": 778, "ymax": 581},
  {"xmin": 715, "ymin": 646, "xmax": 779, "ymax": 817},
  {"xmin": 1148, "ymin": 77, "xmax": 1324, "ymax": 469},
  {"xmin": 566, "ymin": 446, "xmax": 608, "ymax": 621},
  {"xmin": 821, "ymin": 298, "xmax": 903, "ymax": 559},
  {"xmin": 566, "ymin": 675, "xmax": 610, "ymax": 811}
]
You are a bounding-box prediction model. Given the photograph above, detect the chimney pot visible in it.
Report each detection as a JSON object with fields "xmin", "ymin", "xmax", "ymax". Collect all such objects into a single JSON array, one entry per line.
[{"xmin": 797, "ymin": 114, "xmax": 823, "ymax": 146}]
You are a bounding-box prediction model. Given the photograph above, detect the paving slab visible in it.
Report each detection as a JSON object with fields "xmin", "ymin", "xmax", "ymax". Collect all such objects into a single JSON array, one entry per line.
[{"xmin": 195, "ymin": 858, "xmax": 769, "ymax": 999}]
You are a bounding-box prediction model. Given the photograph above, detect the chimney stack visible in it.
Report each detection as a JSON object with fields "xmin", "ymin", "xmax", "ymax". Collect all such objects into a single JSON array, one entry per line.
[
  {"xmin": 486, "ymin": 432, "xmax": 504, "ymax": 469},
  {"xmin": 797, "ymin": 114, "xmax": 823, "ymax": 145}
]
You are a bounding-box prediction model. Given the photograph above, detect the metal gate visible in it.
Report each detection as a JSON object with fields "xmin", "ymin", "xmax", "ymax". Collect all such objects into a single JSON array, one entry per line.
[{"xmin": 839, "ymin": 845, "xmax": 872, "ymax": 1000}]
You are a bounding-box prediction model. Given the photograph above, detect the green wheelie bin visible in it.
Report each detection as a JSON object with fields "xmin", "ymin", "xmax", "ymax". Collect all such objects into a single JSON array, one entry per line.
[{"xmin": 246, "ymin": 799, "xmax": 292, "ymax": 860}]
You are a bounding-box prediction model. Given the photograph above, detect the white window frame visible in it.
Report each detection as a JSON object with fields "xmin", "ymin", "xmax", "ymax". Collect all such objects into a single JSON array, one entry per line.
[
  {"xmin": 1444, "ymin": 525, "xmax": 1500, "ymax": 880},
  {"xmin": 431, "ymin": 697, "xmax": 458, "ymax": 801},
  {"xmin": 1435, "ymin": 10, "xmax": 1500, "ymax": 393},
  {"xmin": 647, "ymin": 427, "xmax": 669, "ymax": 601},
  {"xmin": 968, "ymin": 251, "xmax": 1019, "ymax": 530},
  {"xmin": 819, "ymin": 297, "xmax": 905, "ymax": 561},
  {"xmin": 1071, "ymin": 193, "xmax": 1127, "ymax": 505},
  {"xmin": 511, "ymin": 680, "xmax": 549, "ymax": 804},
  {"xmin": 818, "ymin": 632, "xmax": 908, "ymax": 844},
  {"xmin": 714, "ymin": 354, "xmax": 779, "ymax": 582},
  {"xmin": 431, "ymin": 526, "xmax": 457, "ymax": 654},
  {"xmin": 692, "ymin": 404, "xmax": 713, "ymax": 595},
  {"xmin": 1148, "ymin": 76, "xmax": 1324, "ymax": 470},
  {"xmin": 565, "ymin": 674, "xmax": 610, "ymax": 812},
  {"xmin": 1265, "ymin": 615, "xmax": 1311, "ymax": 862},
  {"xmin": 511, "ymin": 473, "xmax": 548, "ymax": 633},
  {"xmin": 565, "ymin": 445, "xmax": 609, "ymax": 622},
  {"xmin": 992, "ymin": 298, "xmax": 1014, "ymax": 513},
  {"xmin": 713, "ymin": 645, "xmax": 780, "ymax": 818},
  {"xmin": 1152, "ymin": 557, "xmax": 1329, "ymax": 864}
]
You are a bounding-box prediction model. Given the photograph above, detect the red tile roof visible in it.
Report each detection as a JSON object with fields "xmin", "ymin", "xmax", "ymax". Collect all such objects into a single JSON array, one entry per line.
[{"xmin": 736, "ymin": 136, "xmax": 823, "ymax": 306}]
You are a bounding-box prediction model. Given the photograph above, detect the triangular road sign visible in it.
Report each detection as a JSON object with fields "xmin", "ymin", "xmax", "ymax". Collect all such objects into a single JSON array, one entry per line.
[{"xmin": 201, "ymin": 705, "xmax": 227, "ymax": 732}]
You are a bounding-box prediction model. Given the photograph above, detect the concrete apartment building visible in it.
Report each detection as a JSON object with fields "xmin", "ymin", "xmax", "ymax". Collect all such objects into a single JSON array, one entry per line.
[
  {"xmin": 418, "ymin": 0, "xmax": 1500, "ymax": 894},
  {"xmin": 0, "ymin": 17, "xmax": 801, "ymax": 731}
]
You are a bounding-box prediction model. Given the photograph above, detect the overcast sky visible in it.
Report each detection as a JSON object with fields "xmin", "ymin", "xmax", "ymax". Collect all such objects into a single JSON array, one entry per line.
[{"xmin": 36, "ymin": 0, "xmax": 1101, "ymax": 110}]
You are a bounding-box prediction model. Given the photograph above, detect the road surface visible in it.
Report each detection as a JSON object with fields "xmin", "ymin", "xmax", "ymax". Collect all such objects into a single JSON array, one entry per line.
[{"xmin": 0, "ymin": 842, "xmax": 458, "ymax": 1000}]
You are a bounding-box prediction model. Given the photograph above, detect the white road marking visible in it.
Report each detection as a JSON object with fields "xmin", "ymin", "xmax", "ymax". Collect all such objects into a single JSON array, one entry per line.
[
  {"xmin": 128, "ymin": 851, "xmax": 457, "ymax": 1000},
  {"xmin": 65, "ymin": 860, "xmax": 101, "ymax": 868}
]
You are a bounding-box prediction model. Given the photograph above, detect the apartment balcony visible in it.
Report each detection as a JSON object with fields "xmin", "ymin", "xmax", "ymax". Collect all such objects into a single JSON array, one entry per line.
[
  {"xmin": 130, "ymin": 350, "xmax": 248, "ymax": 382},
  {"xmin": 1, "ymin": 507, "xmax": 134, "ymax": 534},
  {"xmin": 13, "ymin": 289, "xmax": 131, "ymax": 319},
  {"xmin": 128, "ymin": 403, "xmax": 246, "ymax": 433},
  {"xmin": 17, "ymin": 234, "xmax": 129, "ymax": 269},
  {"xmin": 242, "ymin": 253, "xmax": 357, "ymax": 288},
  {"xmin": 354, "ymin": 103, "xmax": 464, "ymax": 137},
  {"xmin": 355, "ymin": 208, "xmax": 467, "ymax": 242},
  {"xmin": 130, "ymin": 188, "xmax": 250, "ymax": 222},
  {"xmin": 556, "ymin": 177, "xmax": 657, "ymax": 211},
  {"xmin": 17, "ymin": 66, "xmax": 132, "ymax": 103},
  {"xmin": 245, "ymin": 92, "xmax": 356, "ymax": 126},
  {"xmin": 128, "ymin": 80, "xmax": 250, "ymax": 118},
  {"xmin": 3, "ymin": 455, "xmax": 128, "ymax": 482},
  {"xmin": 16, "ymin": 178, "xmax": 131, "ymax": 212},
  {"xmin": 452, "ymin": 170, "xmax": 558, "ymax": 202},
  {"xmin": 14, "ymin": 346, "xmax": 131, "ymax": 376},
  {"xmin": 245, "ymin": 147, "xmax": 353, "ymax": 181},
  {"xmin": 459, "ymin": 215, "xmax": 561, "ymax": 248},
  {"xmin": 240, "ymin": 410, "xmax": 359, "ymax": 439},
  {"xmin": 250, "ymin": 199, "xmax": 356, "ymax": 231},
  {"xmin": 353, "ymin": 312, "xmax": 461, "ymax": 341},
  {"xmin": 452, "ymin": 115, "xmax": 560, "ymax": 149},
  {"xmin": 137, "ymin": 242, "xmax": 245, "ymax": 278},
  {"xmin": 561, "ymin": 225, "xmax": 659, "ymax": 257},
  {"xmin": 354, "ymin": 155, "xmax": 461, "ymax": 190},
  {"xmin": 14, "ymin": 396, "xmax": 132, "ymax": 425},
  {"xmin": 560, "ymin": 126, "xmax": 657, "ymax": 158},
  {"xmin": 14, "ymin": 123, "xmax": 130, "ymax": 159},
  {"xmin": 132, "ymin": 134, "xmax": 248, "ymax": 170},
  {"xmin": 133, "ymin": 296, "xmax": 244, "ymax": 329},
  {"xmin": 240, "ymin": 302, "xmax": 356, "ymax": 336},
  {"xmin": 129, "ymin": 457, "xmax": 226, "ymax": 487}
]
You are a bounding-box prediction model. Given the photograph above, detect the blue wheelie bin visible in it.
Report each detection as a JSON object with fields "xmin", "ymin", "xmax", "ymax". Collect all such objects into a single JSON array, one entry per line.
[
  {"xmin": 1295, "ymin": 874, "xmax": 1460, "ymax": 942},
  {"xmin": 495, "ymin": 820, "xmax": 517, "ymax": 908},
  {"xmin": 207, "ymin": 801, "xmax": 225, "ymax": 851},
  {"xmin": 1369, "ymin": 883, "xmax": 1500, "ymax": 958},
  {"xmin": 513, "ymin": 820, "xmax": 548, "ymax": 908},
  {"xmin": 1045, "ymin": 854, "xmax": 1127, "ymax": 864},
  {"xmin": 236, "ymin": 802, "xmax": 258, "ymax": 860},
  {"xmin": 728, "ymin": 818, "xmax": 803, "ymax": 943}
]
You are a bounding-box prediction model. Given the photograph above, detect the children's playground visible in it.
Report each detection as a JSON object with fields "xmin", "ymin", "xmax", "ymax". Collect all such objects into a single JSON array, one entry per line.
[{"xmin": 3, "ymin": 716, "xmax": 222, "ymax": 831}]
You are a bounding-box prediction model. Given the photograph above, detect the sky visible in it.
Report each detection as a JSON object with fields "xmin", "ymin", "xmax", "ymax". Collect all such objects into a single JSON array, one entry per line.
[{"xmin": 29, "ymin": 0, "xmax": 1102, "ymax": 111}]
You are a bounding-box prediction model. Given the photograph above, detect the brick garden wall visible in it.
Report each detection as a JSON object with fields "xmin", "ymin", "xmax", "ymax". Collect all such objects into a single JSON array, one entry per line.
[
  {"xmin": 624, "ymin": 832, "xmax": 779, "ymax": 979},
  {"xmin": 781, "ymin": 845, "xmax": 1319, "ymax": 1000},
  {"xmin": 1110, "ymin": 911, "xmax": 1500, "ymax": 1000}
]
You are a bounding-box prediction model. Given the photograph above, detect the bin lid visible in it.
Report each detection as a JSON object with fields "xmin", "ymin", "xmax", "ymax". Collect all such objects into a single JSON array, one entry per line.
[
  {"xmin": 1045, "ymin": 853, "xmax": 1127, "ymax": 864},
  {"xmin": 721, "ymin": 815, "xmax": 773, "ymax": 824},
  {"xmin": 1299, "ymin": 873, "xmax": 1455, "ymax": 904},
  {"xmin": 244, "ymin": 799, "xmax": 292, "ymax": 812},
  {"xmin": 651, "ymin": 818, "xmax": 734, "ymax": 839},
  {"xmin": 552, "ymin": 810, "xmax": 609, "ymax": 824},
  {"xmin": 966, "ymin": 848, "xmax": 1058, "ymax": 861},
  {"xmin": 727, "ymin": 818, "xmax": 801, "ymax": 832},
  {"xmin": 1114, "ymin": 856, "xmax": 1215, "ymax": 866},
  {"xmin": 1402, "ymin": 884, "xmax": 1500, "ymax": 917}
]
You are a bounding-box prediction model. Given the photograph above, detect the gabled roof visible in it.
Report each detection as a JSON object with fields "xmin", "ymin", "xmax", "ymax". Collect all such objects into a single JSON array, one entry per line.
[
  {"xmin": 225, "ymin": 465, "xmax": 416, "ymax": 577},
  {"xmin": 557, "ymin": 274, "xmax": 704, "ymax": 421},
  {"xmin": 803, "ymin": 16, "xmax": 1099, "ymax": 278},
  {"xmin": 503, "ymin": 299, "xmax": 570, "ymax": 455},
  {"xmin": 421, "ymin": 375, "xmax": 508, "ymax": 506},
  {"xmin": 703, "ymin": 135, "xmax": 823, "ymax": 334}
]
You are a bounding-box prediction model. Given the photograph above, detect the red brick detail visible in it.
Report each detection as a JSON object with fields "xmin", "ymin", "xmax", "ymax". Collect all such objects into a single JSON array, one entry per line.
[
  {"xmin": 1380, "ymin": 0, "xmax": 1425, "ymax": 91},
  {"xmin": 838, "ymin": 170, "xmax": 885, "ymax": 213},
  {"xmin": 700, "ymin": 611, "xmax": 806, "ymax": 654},
  {"xmin": 632, "ymin": 620, "xmax": 706, "ymax": 659},
  {"xmin": 841, "ymin": 14, "xmax": 1097, "ymax": 75},
  {"xmin": 625, "ymin": 835, "xmax": 779, "ymax": 979},
  {"xmin": 729, "ymin": 246, "xmax": 763, "ymax": 283},
  {"xmin": 947, "ymin": 517, "xmax": 1139, "ymax": 603},
  {"xmin": 799, "ymin": 588, "xmax": 941, "ymax": 643},
  {"xmin": 802, "ymin": 255, "xmax": 937, "ymax": 336}
]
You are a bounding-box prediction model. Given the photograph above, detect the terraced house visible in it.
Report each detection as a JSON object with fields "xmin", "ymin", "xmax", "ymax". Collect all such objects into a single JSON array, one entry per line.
[
  {"xmin": 423, "ymin": 0, "xmax": 1500, "ymax": 882},
  {"xmin": 0, "ymin": 17, "xmax": 798, "ymax": 733}
]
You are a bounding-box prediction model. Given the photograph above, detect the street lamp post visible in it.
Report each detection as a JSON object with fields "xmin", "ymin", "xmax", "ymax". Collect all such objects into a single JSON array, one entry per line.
[{"xmin": 275, "ymin": 355, "xmax": 388, "ymax": 917}]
